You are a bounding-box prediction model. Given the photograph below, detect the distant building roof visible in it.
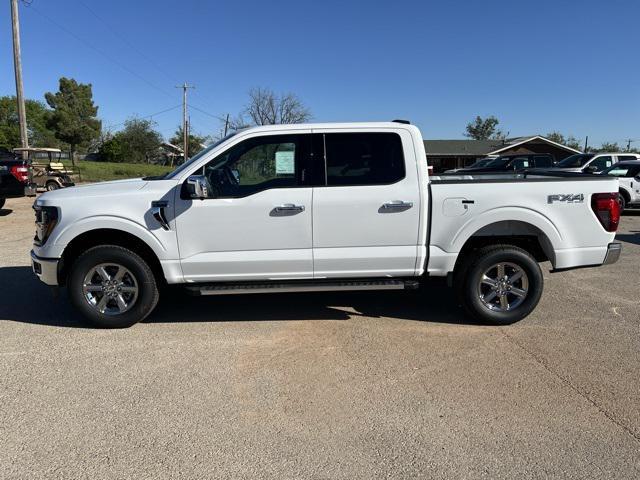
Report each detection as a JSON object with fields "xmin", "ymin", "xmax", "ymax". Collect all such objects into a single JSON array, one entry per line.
[{"xmin": 424, "ymin": 135, "xmax": 582, "ymax": 157}]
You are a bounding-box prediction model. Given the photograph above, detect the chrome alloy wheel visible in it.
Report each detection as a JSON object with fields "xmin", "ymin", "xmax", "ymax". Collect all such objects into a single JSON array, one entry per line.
[
  {"xmin": 477, "ymin": 262, "xmax": 529, "ymax": 312},
  {"xmin": 82, "ymin": 263, "xmax": 139, "ymax": 316}
]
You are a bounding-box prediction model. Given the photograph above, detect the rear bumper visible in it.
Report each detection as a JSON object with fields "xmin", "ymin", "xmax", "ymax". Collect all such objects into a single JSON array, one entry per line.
[
  {"xmin": 551, "ymin": 242, "xmax": 621, "ymax": 272},
  {"xmin": 24, "ymin": 183, "xmax": 37, "ymax": 196},
  {"xmin": 31, "ymin": 250, "xmax": 59, "ymax": 286},
  {"xmin": 603, "ymin": 242, "xmax": 622, "ymax": 265}
]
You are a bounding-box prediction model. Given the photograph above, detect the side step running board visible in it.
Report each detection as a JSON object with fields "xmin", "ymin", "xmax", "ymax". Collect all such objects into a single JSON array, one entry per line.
[{"xmin": 186, "ymin": 279, "xmax": 419, "ymax": 296}]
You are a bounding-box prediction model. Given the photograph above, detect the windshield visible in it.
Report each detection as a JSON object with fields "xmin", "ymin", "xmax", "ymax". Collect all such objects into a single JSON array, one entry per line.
[
  {"xmin": 556, "ymin": 153, "xmax": 593, "ymax": 168},
  {"xmin": 165, "ymin": 133, "xmax": 238, "ymax": 179},
  {"xmin": 469, "ymin": 158, "xmax": 492, "ymax": 168},
  {"xmin": 485, "ymin": 157, "xmax": 511, "ymax": 168}
]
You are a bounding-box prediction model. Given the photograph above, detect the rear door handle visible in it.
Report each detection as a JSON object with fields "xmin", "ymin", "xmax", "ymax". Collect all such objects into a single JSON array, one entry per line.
[{"xmin": 381, "ymin": 201, "xmax": 413, "ymax": 211}]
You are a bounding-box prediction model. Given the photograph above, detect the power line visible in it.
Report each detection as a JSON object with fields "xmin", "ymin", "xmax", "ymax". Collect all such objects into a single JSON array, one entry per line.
[
  {"xmin": 78, "ymin": 0, "xmax": 224, "ymax": 116},
  {"xmin": 105, "ymin": 104, "xmax": 182, "ymax": 130},
  {"xmin": 25, "ymin": 3, "xmax": 227, "ymax": 128},
  {"xmin": 76, "ymin": 0, "xmax": 180, "ymax": 86},
  {"xmin": 26, "ymin": 3, "xmax": 175, "ymax": 99}
]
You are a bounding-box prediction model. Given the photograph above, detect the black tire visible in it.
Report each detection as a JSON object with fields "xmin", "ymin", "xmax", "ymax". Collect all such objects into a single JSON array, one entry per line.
[
  {"xmin": 0, "ymin": 198, "xmax": 5, "ymax": 210},
  {"xmin": 454, "ymin": 244, "xmax": 543, "ymax": 325},
  {"xmin": 46, "ymin": 181, "xmax": 60, "ymax": 191},
  {"xmin": 618, "ymin": 191, "xmax": 627, "ymax": 212},
  {"xmin": 68, "ymin": 245, "xmax": 159, "ymax": 328}
]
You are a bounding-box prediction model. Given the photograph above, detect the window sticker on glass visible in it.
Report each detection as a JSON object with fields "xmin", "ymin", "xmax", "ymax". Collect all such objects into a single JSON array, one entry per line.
[{"xmin": 275, "ymin": 150, "xmax": 295, "ymax": 175}]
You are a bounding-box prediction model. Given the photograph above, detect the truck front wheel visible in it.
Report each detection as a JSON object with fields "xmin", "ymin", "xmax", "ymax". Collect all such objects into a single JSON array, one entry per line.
[
  {"xmin": 68, "ymin": 245, "xmax": 159, "ymax": 328},
  {"xmin": 455, "ymin": 245, "xmax": 543, "ymax": 325}
]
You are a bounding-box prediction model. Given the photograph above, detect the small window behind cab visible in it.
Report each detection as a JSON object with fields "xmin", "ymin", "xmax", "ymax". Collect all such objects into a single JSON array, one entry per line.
[{"xmin": 324, "ymin": 133, "xmax": 405, "ymax": 186}]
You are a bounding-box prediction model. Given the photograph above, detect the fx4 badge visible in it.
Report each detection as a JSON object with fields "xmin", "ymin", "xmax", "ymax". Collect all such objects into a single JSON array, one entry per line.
[{"xmin": 547, "ymin": 194, "xmax": 584, "ymax": 204}]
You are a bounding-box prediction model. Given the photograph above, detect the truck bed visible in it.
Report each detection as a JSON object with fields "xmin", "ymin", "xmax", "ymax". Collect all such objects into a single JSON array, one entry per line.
[{"xmin": 426, "ymin": 170, "xmax": 619, "ymax": 275}]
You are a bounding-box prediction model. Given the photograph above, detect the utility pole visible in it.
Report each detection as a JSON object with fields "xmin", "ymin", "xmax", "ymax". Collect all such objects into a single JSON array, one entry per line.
[
  {"xmin": 223, "ymin": 113, "xmax": 230, "ymax": 136},
  {"xmin": 583, "ymin": 135, "xmax": 589, "ymax": 152},
  {"xmin": 176, "ymin": 83, "xmax": 194, "ymax": 161},
  {"xmin": 626, "ymin": 139, "xmax": 633, "ymax": 152},
  {"xmin": 11, "ymin": 0, "xmax": 29, "ymax": 153}
]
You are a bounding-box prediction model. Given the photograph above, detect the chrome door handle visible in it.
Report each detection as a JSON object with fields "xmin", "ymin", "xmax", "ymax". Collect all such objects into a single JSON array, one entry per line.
[
  {"xmin": 381, "ymin": 201, "xmax": 413, "ymax": 211},
  {"xmin": 273, "ymin": 203, "xmax": 305, "ymax": 215},
  {"xmin": 275, "ymin": 203, "xmax": 305, "ymax": 212}
]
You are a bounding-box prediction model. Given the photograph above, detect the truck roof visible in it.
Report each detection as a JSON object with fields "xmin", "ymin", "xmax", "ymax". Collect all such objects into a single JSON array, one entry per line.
[{"xmin": 239, "ymin": 121, "xmax": 414, "ymax": 134}]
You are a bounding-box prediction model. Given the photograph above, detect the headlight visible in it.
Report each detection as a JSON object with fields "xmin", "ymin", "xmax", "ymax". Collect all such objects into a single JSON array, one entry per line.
[{"xmin": 33, "ymin": 205, "xmax": 59, "ymax": 246}]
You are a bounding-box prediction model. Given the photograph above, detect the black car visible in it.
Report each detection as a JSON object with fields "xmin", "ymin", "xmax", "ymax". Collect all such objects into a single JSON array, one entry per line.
[
  {"xmin": 453, "ymin": 153, "xmax": 556, "ymax": 174},
  {"xmin": 0, "ymin": 149, "xmax": 36, "ymax": 210}
]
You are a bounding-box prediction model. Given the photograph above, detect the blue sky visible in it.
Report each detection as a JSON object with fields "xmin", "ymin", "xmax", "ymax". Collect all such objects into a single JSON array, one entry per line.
[{"xmin": 2, "ymin": 0, "xmax": 638, "ymax": 146}]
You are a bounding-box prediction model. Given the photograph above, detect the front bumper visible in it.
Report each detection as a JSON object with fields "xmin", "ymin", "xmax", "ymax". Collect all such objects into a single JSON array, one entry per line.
[
  {"xmin": 31, "ymin": 250, "xmax": 59, "ymax": 286},
  {"xmin": 603, "ymin": 242, "xmax": 622, "ymax": 265}
]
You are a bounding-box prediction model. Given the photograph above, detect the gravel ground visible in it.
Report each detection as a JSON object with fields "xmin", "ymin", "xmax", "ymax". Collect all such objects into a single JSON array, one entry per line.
[{"xmin": 1, "ymin": 195, "xmax": 639, "ymax": 479}]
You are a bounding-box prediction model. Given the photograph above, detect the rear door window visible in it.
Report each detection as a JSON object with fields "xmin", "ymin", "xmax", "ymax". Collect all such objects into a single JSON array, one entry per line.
[
  {"xmin": 324, "ymin": 133, "xmax": 405, "ymax": 186},
  {"xmin": 533, "ymin": 155, "xmax": 553, "ymax": 168}
]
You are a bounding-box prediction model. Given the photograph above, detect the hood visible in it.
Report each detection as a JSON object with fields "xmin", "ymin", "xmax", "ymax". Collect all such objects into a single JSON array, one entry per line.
[{"xmin": 36, "ymin": 178, "xmax": 149, "ymax": 205}]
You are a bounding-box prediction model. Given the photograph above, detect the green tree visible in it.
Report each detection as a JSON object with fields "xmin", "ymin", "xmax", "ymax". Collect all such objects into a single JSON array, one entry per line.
[
  {"xmin": 595, "ymin": 142, "xmax": 621, "ymax": 153},
  {"xmin": 0, "ymin": 96, "xmax": 60, "ymax": 150},
  {"xmin": 546, "ymin": 131, "xmax": 582, "ymax": 151},
  {"xmin": 45, "ymin": 77, "xmax": 101, "ymax": 165},
  {"xmin": 113, "ymin": 118, "xmax": 162, "ymax": 163},
  {"xmin": 464, "ymin": 116, "xmax": 504, "ymax": 140},
  {"xmin": 170, "ymin": 125, "xmax": 208, "ymax": 160}
]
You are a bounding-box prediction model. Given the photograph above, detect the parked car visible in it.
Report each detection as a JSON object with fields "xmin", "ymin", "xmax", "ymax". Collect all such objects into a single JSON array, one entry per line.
[
  {"xmin": 31, "ymin": 122, "xmax": 621, "ymax": 328},
  {"xmin": 450, "ymin": 153, "xmax": 555, "ymax": 173},
  {"xmin": 553, "ymin": 153, "xmax": 640, "ymax": 174},
  {"xmin": 0, "ymin": 149, "xmax": 36, "ymax": 210},
  {"xmin": 444, "ymin": 156, "xmax": 496, "ymax": 173},
  {"xmin": 15, "ymin": 148, "xmax": 75, "ymax": 191},
  {"xmin": 600, "ymin": 160, "xmax": 640, "ymax": 210}
]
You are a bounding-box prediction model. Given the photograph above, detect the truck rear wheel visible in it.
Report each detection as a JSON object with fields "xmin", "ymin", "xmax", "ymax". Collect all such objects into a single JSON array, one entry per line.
[
  {"xmin": 68, "ymin": 245, "xmax": 159, "ymax": 328},
  {"xmin": 455, "ymin": 245, "xmax": 543, "ymax": 325},
  {"xmin": 0, "ymin": 198, "xmax": 5, "ymax": 210}
]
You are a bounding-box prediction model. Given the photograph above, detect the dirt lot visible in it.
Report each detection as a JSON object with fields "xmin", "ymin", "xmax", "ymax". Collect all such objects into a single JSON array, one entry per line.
[{"xmin": 1, "ymin": 195, "xmax": 639, "ymax": 479}]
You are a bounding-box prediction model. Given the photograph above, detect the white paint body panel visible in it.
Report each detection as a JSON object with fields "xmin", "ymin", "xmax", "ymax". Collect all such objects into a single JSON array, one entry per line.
[
  {"xmin": 311, "ymin": 127, "xmax": 421, "ymax": 278},
  {"xmin": 618, "ymin": 177, "xmax": 640, "ymax": 203},
  {"xmin": 175, "ymin": 188, "xmax": 313, "ymax": 281},
  {"xmin": 33, "ymin": 122, "xmax": 619, "ymax": 287}
]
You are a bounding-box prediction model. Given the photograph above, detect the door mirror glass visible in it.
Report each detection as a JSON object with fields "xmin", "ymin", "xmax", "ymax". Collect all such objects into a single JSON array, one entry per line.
[{"xmin": 185, "ymin": 175, "xmax": 211, "ymax": 199}]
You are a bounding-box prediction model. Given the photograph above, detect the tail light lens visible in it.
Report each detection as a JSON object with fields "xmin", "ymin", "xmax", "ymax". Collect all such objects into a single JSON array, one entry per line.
[
  {"xmin": 591, "ymin": 193, "xmax": 620, "ymax": 232},
  {"xmin": 10, "ymin": 165, "xmax": 29, "ymax": 184}
]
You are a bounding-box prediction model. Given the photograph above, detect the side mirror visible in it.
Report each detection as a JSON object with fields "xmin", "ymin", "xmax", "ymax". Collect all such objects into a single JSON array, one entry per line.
[{"xmin": 185, "ymin": 175, "xmax": 210, "ymax": 199}]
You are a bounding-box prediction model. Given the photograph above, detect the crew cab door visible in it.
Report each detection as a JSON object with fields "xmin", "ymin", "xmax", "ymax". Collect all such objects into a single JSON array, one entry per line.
[
  {"xmin": 174, "ymin": 132, "xmax": 316, "ymax": 282},
  {"xmin": 311, "ymin": 129, "xmax": 420, "ymax": 278}
]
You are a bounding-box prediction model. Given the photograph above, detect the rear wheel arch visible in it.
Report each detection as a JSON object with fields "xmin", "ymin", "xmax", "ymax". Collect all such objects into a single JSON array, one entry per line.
[
  {"xmin": 619, "ymin": 188, "xmax": 631, "ymax": 203},
  {"xmin": 453, "ymin": 220, "xmax": 555, "ymax": 273},
  {"xmin": 59, "ymin": 229, "xmax": 165, "ymax": 287}
]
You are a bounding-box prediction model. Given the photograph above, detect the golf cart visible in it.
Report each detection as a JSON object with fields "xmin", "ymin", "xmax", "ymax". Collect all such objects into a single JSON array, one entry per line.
[{"xmin": 14, "ymin": 147, "xmax": 75, "ymax": 191}]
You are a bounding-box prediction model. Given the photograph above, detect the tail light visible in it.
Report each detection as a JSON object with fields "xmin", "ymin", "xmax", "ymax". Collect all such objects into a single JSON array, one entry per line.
[
  {"xmin": 10, "ymin": 165, "xmax": 29, "ymax": 184},
  {"xmin": 591, "ymin": 193, "xmax": 620, "ymax": 232}
]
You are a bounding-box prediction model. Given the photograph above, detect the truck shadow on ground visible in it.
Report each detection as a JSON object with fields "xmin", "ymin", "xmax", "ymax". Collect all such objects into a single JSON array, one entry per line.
[
  {"xmin": 0, "ymin": 208, "xmax": 13, "ymax": 217},
  {"xmin": 616, "ymin": 233, "xmax": 640, "ymax": 246},
  {"xmin": 0, "ymin": 266, "xmax": 478, "ymax": 328}
]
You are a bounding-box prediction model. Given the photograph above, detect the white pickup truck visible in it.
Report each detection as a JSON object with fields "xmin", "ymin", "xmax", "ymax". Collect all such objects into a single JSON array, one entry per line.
[{"xmin": 31, "ymin": 122, "xmax": 622, "ymax": 328}]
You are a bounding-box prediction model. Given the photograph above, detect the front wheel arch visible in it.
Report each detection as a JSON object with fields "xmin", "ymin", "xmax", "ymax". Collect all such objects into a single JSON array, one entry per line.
[{"xmin": 60, "ymin": 229, "xmax": 165, "ymax": 287}]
